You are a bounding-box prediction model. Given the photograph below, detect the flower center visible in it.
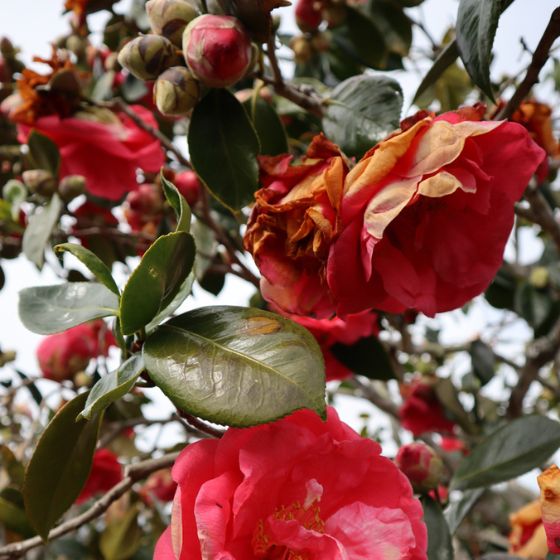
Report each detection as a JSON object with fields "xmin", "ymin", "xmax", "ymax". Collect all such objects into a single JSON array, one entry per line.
[{"xmin": 251, "ymin": 496, "xmax": 325, "ymax": 560}]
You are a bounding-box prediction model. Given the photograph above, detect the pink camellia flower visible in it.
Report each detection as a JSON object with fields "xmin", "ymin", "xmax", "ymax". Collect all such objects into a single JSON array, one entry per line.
[
  {"xmin": 75, "ymin": 448, "xmax": 123, "ymax": 505},
  {"xmin": 538, "ymin": 464, "xmax": 560, "ymax": 553},
  {"xmin": 37, "ymin": 320, "xmax": 115, "ymax": 382},
  {"xmin": 182, "ymin": 15, "xmax": 252, "ymax": 89},
  {"xmin": 154, "ymin": 407, "xmax": 427, "ymax": 559},
  {"xmin": 400, "ymin": 379, "xmax": 455, "ymax": 436},
  {"xmin": 16, "ymin": 105, "xmax": 164, "ymax": 200},
  {"xmin": 244, "ymin": 108, "xmax": 545, "ymax": 319},
  {"xmin": 395, "ymin": 442, "xmax": 444, "ymax": 493},
  {"xmin": 284, "ymin": 310, "xmax": 379, "ymax": 380}
]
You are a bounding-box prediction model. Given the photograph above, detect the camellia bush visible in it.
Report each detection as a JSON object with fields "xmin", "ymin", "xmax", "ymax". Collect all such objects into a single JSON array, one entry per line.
[{"xmin": 2, "ymin": 0, "xmax": 560, "ymax": 558}]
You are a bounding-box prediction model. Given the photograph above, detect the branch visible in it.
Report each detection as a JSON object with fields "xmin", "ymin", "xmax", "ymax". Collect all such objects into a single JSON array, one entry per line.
[
  {"xmin": 0, "ymin": 452, "xmax": 179, "ymax": 559},
  {"xmin": 507, "ymin": 316, "xmax": 560, "ymax": 417},
  {"xmin": 349, "ymin": 377, "xmax": 400, "ymax": 418},
  {"xmin": 497, "ymin": 7, "xmax": 560, "ymax": 120},
  {"xmin": 179, "ymin": 412, "xmax": 225, "ymax": 438}
]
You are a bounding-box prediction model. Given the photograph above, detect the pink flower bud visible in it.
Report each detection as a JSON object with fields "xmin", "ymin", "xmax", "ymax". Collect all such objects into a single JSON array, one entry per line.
[
  {"xmin": 295, "ymin": 0, "xmax": 323, "ymax": 32},
  {"xmin": 174, "ymin": 169, "xmax": 201, "ymax": 206},
  {"xmin": 182, "ymin": 15, "xmax": 252, "ymax": 88},
  {"xmin": 395, "ymin": 442, "xmax": 444, "ymax": 492}
]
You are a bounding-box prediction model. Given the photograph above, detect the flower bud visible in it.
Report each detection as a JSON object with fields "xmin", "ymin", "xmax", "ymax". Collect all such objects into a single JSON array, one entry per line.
[
  {"xmin": 117, "ymin": 35, "xmax": 181, "ymax": 81},
  {"xmin": 182, "ymin": 15, "xmax": 252, "ymax": 88},
  {"xmin": 295, "ymin": 0, "xmax": 322, "ymax": 32},
  {"xmin": 146, "ymin": 0, "xmax": 199, "ymax": 47},
  {"xmin": 290, "ymin": 36, "xmax": 313, "ymax": 64},
  {"xmin": 174, "ymin": 169, "xmax": 201, "ymax": 206},
  {"xmin": 58, "ymin": 175, "xmax": 86, "ymax": 202},
  {"xmin": 22, "ymin": 169, "xmax": 57, "ymax": 196},
  {"xmin": 154, "ymin": 66, "xmax": 199, "ymax": 116},
  {"xmin": 395, "ymin": 442, "xmax": 444, "ymax": 493}
]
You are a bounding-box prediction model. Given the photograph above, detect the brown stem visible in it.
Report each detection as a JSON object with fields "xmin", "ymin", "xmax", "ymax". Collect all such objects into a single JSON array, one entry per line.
[
  {"xmin": 0, "ymin": 452, "xmax": 179, "ymax": 559},
  {"xmin": 496, "ymin": 7, "xmax": 560, "ymax": 120},
  {"xmin": 179, "ymin": 411, "xmax": 225, "ymax": 439},
  {"xmin": 349, "ymin": 377, "xmax": 400, "ymax": 419}
]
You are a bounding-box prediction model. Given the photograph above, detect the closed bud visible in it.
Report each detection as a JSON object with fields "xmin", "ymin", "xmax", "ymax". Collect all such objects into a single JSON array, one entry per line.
[
  {"xmin": 154, "ymin": 66, "xmax": 199, "ymax": 116},
  {"xmin": 295, "ymin": 0, "xmax": 322, "ymax": 32},
  {"xmin": 22, "ymin": 169, "xmax": 57, "ymax": 196},
  {"xmin": 146, "ymin": 0, "xmax": 198, "ymax": 47},
  {"xmin": 395, "ymin": 442, "xmax": 444, "ymax": 493},
  {"xmin": 290, "ymin": 36, "xmax": 313, "ymax": 64},
  {"xmin": 117, "ymin": 34, "xmax": 180, "ymax": 81},
  {"xmin": 59, "ymin": 175, "xmax": 86, "ymax": 202},
  {"xmin": 182, "ymin": 15, "xmax": 252, "ymax": 88}
]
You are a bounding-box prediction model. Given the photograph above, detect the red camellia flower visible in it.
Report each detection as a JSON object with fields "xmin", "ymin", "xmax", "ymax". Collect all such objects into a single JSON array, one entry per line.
[
  {"xmin": 245, "ymin": 109, "xmax": 544, "ymax": 318},
  {"xmin": 538, "ymin": 464, "xmax": 560, "ymax": 554},
  {"xmin": 395, "ymin": 442, "xmax": 444, "ymax": 493},
  {"xmin": 174, "ymin": 170, "xmax": 202, "ymax": 206},
  {"xmin": 400, "ymin": 379, "xmax": 455, "ymax": 436},
  {"xmin": 285, "ymin": 310, "xmax": 378, "ymax": 380},
  {"xmin": 141, "ymin": 469, "xmax": 177, "ymax": 504},
  {"xmin": 154, "ymin": 407, "xmax": 427, "ymax": 559},
  {"xmin": 75, "ymin": 449, "xmax": 123, "ymax": 505},
  {"xmin": 37, "ymin": 320, "xmax": 115, "ymax": 382},
  {"xmin": 509, "ymin": 499, "xmax": 548, "ymax": 558},
  {"xmin": 15, "ymin": 105, "xmax": 164, "ymax": 200}
]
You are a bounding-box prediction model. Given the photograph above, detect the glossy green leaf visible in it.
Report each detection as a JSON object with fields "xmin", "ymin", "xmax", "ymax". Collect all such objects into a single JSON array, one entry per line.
[
  {"xmin": 413, "ymin": 40, "xmax": 460, "ymax": 104},
  {"xmin": 27, "ymin": 130, "xmax": 60, "ymax": 176},
  {"xmin": 422, "ymin": 496, "xmax": 453, "ymax": 560},
  {"xmin": 19, "ymin": 282, "xmax": 119, "ymax": 335},
  {"xmin": 22, "ymin": 194, "xmax": 63, "ymax": 268},
  {"xmin": 120, "ymin": 231, "xmax": 195, "ymax": 335},
  {"xmin": 24, "ymin": 392, "xmax": 103, "ymax": 540},
  {"xmin": 455, "ymin": 0, "xmax": 506, "ymax": 100},
  {"xmin": 452, "ymin": 415, "xmax": 560, "ymax": 490},
  {"xmin": 80, "ymin": 355, "xmax": 144, "ymax": 420},
  {"xmin": 189, "ymin": 89, "xmax": 260, "ymax": 212},
  {"xmin": 470, "ymin": 340, "xmax": 496, "ymax": 386},
  {"xmin": 244, "ymin": 97, "xmax": 289, "ymax": 156},
  {"xmin": 55, "ymin": 243, "xmax": 119, "ymax": 295},
  {"xmin": 323, "ymin": 75, "xmax": 402, "ymax": 157},
  {"xmin": 331, "ymin": 336, "xmax": 394, "ymax": 380},
  {"xmin": 434, "ymin": 378, "xmax": 477, "ymax": 435},
  {"xmin": 445, "ymin": 488, "xmax": 484, "ymax": 534},
  {"xmin": 99, "ymin": 504, "xmax": 142, "ymax": 560},
  {"xmin": 144, "ymin": 306, "xmax": 326, "ymax": 427},
  {"xmin": 161, "ymin": 172, "xmax": 191, "ymax": 233}
]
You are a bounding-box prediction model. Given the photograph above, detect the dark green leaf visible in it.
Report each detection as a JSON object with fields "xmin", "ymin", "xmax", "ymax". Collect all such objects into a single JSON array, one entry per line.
[
  {"xmin": 160, "ymin": 172, "xmax": 191, "ymax": 233},
  {"xmin": 144, "ymin": 306, "xmax": 326, "ymax": 427},
  {"xmin": 19, "ymin": 282, "xmax": 119, "ymax": 335},
  {"xmin": 452, "ymin": 415, "xmax": 560, "ymax": 490},
  {"xmin": 0, "ymin": 493, "xmax": 34, "ymax": 537},
  {"xmin": 323, "ymin": 74, "xmax": 402, "ymax": 157},
  {"xmin": 120, "ymin": 232, "xmax": 195, "ymax": 335},
  {"xmin": 455, "ymin": 0, "xmax": 505, "ymax": 99},
  {"xmin": 422, "ymin": 496, "xmax": 453, "ymax": 560},
  {"xmin": 434, "ymin": 378, "xmax": 477, "ymax": 435},
  {"xmin": 244, "ymin": 97, "xmax": 288, "ymax": 156},
  {"xmin": 515, "ymin": 282, "xmax": 553, "ymax": 331},
  {"xmin": 331, "ymin": 336, "xmax": 394, "ymax": 380},
  {"xmin": 413, "ymin": 41, "xmax": 460, "ymax": 104},
  {"xmin": 470, "ymin": 340, "xmax": 496, "ymax": 386},
  {"xmin": 189, "ymin": 89, "xmax": 260, "ymax": 212},
  {"xmin": 15, "ymin": 369, "xmax": 43, "ymax": 406},
  {"xmin": 80, "ymin": 355, "xmax": 144, "ymax": 420},
  {"xmin": 24, "ymin": 392, "xmax": 103, "ymax": 540},
  {"xmin": 27, "ymin": 131, "xmax": 60, "ymax": 176},
  {"xmin": 22, "ymin": 194, "xmax": 63, "ymax": 268},
  {"xmin": 99, "ymin": 504, "xmax": 142, "ymax": 560},
  {"xmin": 55, "ymin": 243, "xmax": 119, "ymax": 295},
  {"xmin": 0, "ymin": 444, "xmax": 25, "ymax": 488},
  {"xmin": 367, "ymin": 0, "xmax": 412, "ymax": 57},
  {"xmin": 444, "ymin": 488, "xmax": 484, "ymax": 534},
  {"xmin": 485, "ymin": 267, "xmax": 517, "ymax": 310}
]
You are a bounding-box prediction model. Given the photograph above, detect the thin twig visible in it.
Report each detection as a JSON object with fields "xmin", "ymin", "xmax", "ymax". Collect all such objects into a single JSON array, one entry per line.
[
  {"xmin": 0, "ymin": 452, "xmax": 179, "ymax": 559},
  {"xmin": 180, "ymin": 412, "xmax": 225, "ymax": 439},
  {"xmin": 497, "ymin": 7, "xmax": 560, "ymax": 120},
  {"xmin": 349, "ymin": 377, "xmax": 400, "ymax": 419}
]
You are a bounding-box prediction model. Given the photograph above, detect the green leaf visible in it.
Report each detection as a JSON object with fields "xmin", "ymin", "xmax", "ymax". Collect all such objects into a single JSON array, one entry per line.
[
  {"xmin": 24, "ymin": 392, "xmax": 103, "ymax": 540},
  {"xmin": 331, "ymin": 336, "xmax": 394, "ymax": 380},
  {"xmin": 244, "ymin": 97, "xmax": 289, "ymax": 156},
  {"xmin": 421, "ymin": 496, "xmax": 453, "ymax": 560},
  {"xmin": 2, "ymin": 179, "xmax": 27, "ymax": 221},
  {"xmin": 55, "ymin": 243, "xmax": 119, "ymax": 295},
  {"xmin": 80, "ymin": 355, "xmax": 144, "ymax": 420},
  {"xmin": 413, "ymin": 40, "xmax": 460, "ymax": 104},
  {"xmin": 515, "ymin": 282, "xmax": 554, "ymax": 332},
  {"xmin": 0, "ymin": 492, "xmax": 35, "ymax": 537},
  {"xmin": 485, "ymin": 267, "xmax": 517, "ymax": 310},
  {"xmin": 455, "ymin": 0, "xmax": 506, "ymax": 100},
  {"xmin": 367, "ymin": 0, "xmax": 413, "ymax": 58},
  {"xmin": 323, "ymin": 75, "xmax": 402, "ymax": 158},
  {"xmin": 14, "ymin": 369, "xmax": 43, "ymax": 406},
  {"xmin": 0, "ymin": 444, "xmax": 25, "ymax": 488},
  {"xmin": 143, "ymin": 306, "xmax": 326, "ymax": 427},
  {"xmin": 120, "ymin": 232, "xmax": 195, "ymax": 335},
  {"xmin": 22, "ymin": 194, "xmax": 63, "ymax": 268},
  {"xmin": 445, "ymin": 488, "xmax": 484, "ymax": 534},
  {"xmin": 470, "ymin": 340, "xmax": 496, "ymax": 386},
  {"xmin": 99, "ymin": 504, "xmax": 142, "ymax": 560},
  {"xmin": 160, "ymin": 172, "xmax": 191, "ymax": 233},
  {"xmin": 27, "ymin": 131, "xmax": 61, "ymax": 176},
  {"xmin": 434, "ymin": 378, "xmax": 477, "ymax": 435},
  {"xmin": 189, "ymin": 89, "xmax": 260, "ymax": 212},
  {"xmin": 452, "ymin": 415, "xmax": 560, "ymax": 490},
  {"xmin": 19, "ymin": 282, "xmax": 119, "ymax": 335}
]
